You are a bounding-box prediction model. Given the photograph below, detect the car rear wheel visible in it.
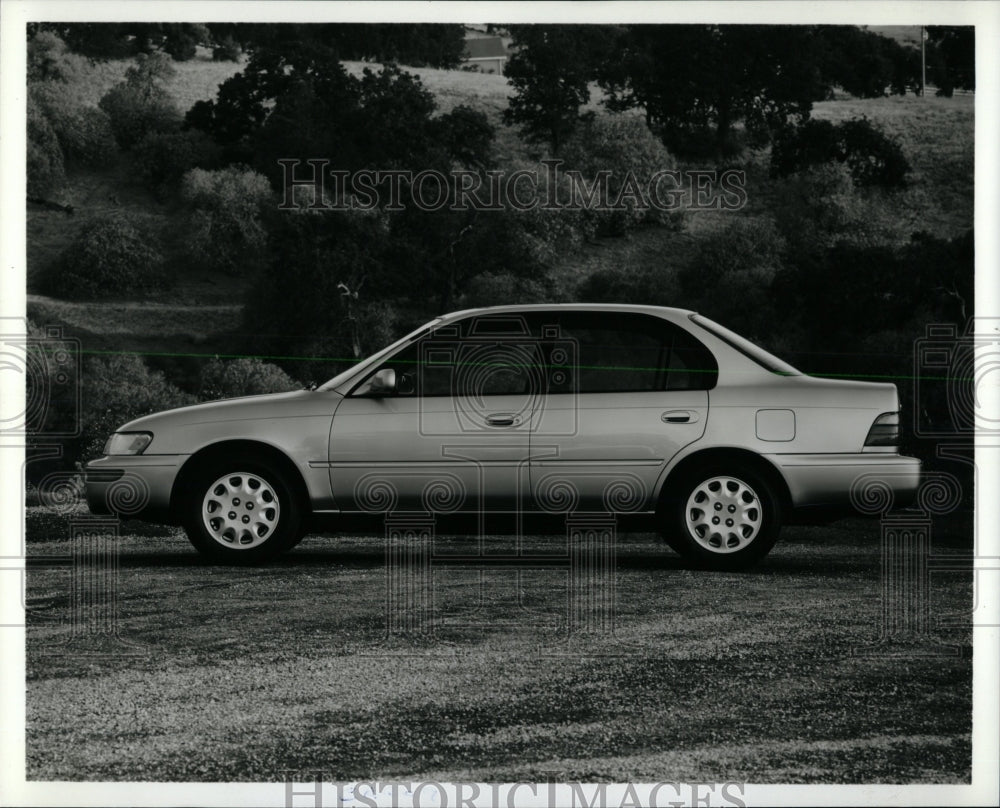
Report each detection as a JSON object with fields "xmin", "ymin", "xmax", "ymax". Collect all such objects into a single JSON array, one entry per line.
[
  {"xmin": 183, "ymin": 457, "xmax": 301, "ymax": 564},
  {"xmin": 663, "ymin": 465, "xmax": 781, "ymax": 570}
]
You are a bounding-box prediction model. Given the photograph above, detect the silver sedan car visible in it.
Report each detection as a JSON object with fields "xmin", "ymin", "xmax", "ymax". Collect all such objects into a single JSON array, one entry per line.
[{"xmin": 85, "ymin": 304, "xmax": 920, "ymax": 569}]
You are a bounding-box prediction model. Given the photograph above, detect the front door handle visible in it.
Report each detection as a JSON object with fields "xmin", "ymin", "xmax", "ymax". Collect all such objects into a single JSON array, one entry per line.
[
  {"xmin": 486, "ymin": 413, "xmax": 518, "ymax": 427},
  {"xmin": 662, "ymin": 410, "xmax": 697, "ymax": 424}
]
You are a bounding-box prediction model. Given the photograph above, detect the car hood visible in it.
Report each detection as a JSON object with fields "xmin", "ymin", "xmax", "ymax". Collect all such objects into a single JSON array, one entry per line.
[{"xmin": 120, "ymin": 390, "xmax": 344, "ymax": 432}]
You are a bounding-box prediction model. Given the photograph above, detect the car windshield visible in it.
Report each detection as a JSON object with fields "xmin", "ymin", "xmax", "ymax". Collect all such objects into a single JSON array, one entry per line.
[
  {"xmin": 690, "ymin": 314, "xmax": 801, "ymax": 376},
  {"xmin": 318, "ymin": 318, "xmax": 442, "ymax": 391}
]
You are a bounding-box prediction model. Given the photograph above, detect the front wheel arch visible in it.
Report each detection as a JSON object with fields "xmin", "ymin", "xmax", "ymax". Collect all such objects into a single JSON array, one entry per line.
[{"xmin": 171, "ymin": 440, "xmax": 311, "ymax": 522}]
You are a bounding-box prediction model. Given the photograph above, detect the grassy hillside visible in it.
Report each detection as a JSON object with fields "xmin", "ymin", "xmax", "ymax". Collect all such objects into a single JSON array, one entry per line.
[{"xmin": 26, "ymin": 51, "xmax": 974, "ymax": 371}]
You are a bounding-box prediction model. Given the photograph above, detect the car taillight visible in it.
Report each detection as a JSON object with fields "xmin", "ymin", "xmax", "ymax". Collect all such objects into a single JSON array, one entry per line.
[{"xmin": 865, "ymin": 412, "xmax": 900, "ymax": 447}]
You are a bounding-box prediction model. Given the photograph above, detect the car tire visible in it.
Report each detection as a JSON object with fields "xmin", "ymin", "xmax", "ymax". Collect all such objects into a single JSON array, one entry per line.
[
  {"xmin": 663, "ymin": 464, "xmax": 782, "ymax": 571},
  {"xmin": 182, "ymin": 455, "xmax": 302, "ymax": 565}
]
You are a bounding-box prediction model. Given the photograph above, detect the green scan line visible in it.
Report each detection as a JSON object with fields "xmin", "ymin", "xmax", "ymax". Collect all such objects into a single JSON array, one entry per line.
[{"xmin": 26, "ymin": 344, "xmax": 976, "ymax": 383}]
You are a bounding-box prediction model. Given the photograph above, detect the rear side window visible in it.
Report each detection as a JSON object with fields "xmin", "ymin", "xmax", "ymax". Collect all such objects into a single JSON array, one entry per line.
[{"xmin": 542, "ymin": 312, "xmax": 718, "ymax": 393}]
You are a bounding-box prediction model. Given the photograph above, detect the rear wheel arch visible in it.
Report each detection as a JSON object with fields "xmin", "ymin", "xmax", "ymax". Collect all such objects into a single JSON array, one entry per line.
[
  {"xmin": 656, "ymin": 447, "xmax": 792, "ymax": 517},
  {"xmin": 171, "ymin": 440, "xmax": 311, "ymax": 519}
]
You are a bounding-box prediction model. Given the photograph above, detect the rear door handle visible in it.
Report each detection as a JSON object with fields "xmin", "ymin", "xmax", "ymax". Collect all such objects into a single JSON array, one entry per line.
[
  {"xmin": 662, "ymin": 410, "xmax": 697, "ymax": 424},
  {"xmin": 486, "ymin": 413, "xmax": 518, "ymax": 427}
]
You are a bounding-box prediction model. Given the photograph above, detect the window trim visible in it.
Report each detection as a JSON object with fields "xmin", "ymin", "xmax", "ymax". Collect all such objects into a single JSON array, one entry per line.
[{"xmin": 345, "ymin": 310, "xmax": 722, "ymax": 398}]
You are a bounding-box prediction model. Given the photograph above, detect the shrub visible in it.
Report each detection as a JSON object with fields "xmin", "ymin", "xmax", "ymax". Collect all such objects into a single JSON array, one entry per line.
[
  {"xmin": 772, "ymin": 162, "xmax": 909, "ymax": 254},
  {"xmin": 98, "ymin": 52, "xmax": 182, "ymax": 149},
  {"xmin": 42, "ymin": 214, "xmax": 169, "ymax": 300},
  {"xmin": 25, "ymin": 317, "xmax": 80, "ymax": 439},
  {"xmin": 55, "ymin": 107, "xmax": 117, "ymax": 166},
  {"xmin": 212, "ymin": 35, "xmax": 242, "ymax": 62},
  {"xmin": 162, "ymin": 24, "xmax": 209, "ymax": 61},
  {"xmin": 27, "ymin": 30, "xmax": 89, "ymax": 83},
  {"xmin": 27, "ymin": 97, "xmax": 65, "ymax": 197},
  {"xmin": 461, "ymin": 271, "xmax": 553, "ymax": 308},
  {"xmin": 198, "ymin": 357, "xmax": 299, "ymax": 401},
  {"xmin": 180, "ymin": 166, "xmax": 273, "ymax": 273},
  {"xmin": 132, "ymin": 129, "xmax": 221, "ymax": 192},
  {"xmin": 431, "ymin": 104, "xmax": 495, "ymax": 168},
  {"xmin": 560, "ymin": 115, "xmax": 683, "ymax": 235},
  {"xmin": 676, "ymin": 217, "xmax": 786, "ymax": 339},
  {"xmin": 241, "ymin": 211, "xmax": 402, "ymax": 384},
  {"xmin": 29, "ymin": 82, "xmax": 118, "ymax": 167},
  {"xmin": 576, "ymin": 263, "xmax": 680, "ymax": 308},
  {"xmin": 837, "ymin": 118, "xmax": 911, "ymax": 188},
  {"xmin": 80, "ymin": 354, "xmax": 196, "ymax": 461},
  {"xmin": 770, "ymin": 117, "xmax": 910, "ymax": 189}
]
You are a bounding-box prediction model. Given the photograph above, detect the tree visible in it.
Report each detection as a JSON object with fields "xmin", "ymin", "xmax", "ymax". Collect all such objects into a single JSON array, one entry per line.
[
  {"xmin": 600, "ymin": 25, "xmax": 829, "ymax": 157},
  {"xmin": 202, "ymin": 22, "xmax": 465, "ymax": 67},
  {"xmin": 816, "ymin": 26, "xmax": 921, "ymax": 97},
  {"xmin": 503, "ymin": 25, "xmax": 618, "ymax": 154},
  {"xmin": 927, "ymin": 27, "xmax": 975, "ymax": 95},
  {"xmin": 188, "ymin": 44, "xmax": 492, "ymax": 180},
  {"xmin": 31, "ymin": 23, "xmax": 209, "ymax": 60},
  {"xmin": 99, "ymin": 52, "xmax": 182, "ymax": 148}
]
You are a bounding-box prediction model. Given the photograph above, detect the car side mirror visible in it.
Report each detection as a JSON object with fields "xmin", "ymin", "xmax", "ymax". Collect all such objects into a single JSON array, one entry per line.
[{"xmin": 369, "ymin": 368, "xmax": 397, "ymax": 396}]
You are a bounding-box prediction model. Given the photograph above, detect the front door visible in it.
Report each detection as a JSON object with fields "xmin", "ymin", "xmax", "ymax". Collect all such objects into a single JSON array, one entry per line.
[{"xmin": 329, "ymin": 314, "xmax": 542, "ymax": 515}]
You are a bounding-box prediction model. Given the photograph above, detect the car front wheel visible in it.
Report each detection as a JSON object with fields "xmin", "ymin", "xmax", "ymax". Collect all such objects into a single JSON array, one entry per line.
[
  {"xmin": 664, "ymin": 466, "xmax": 781, "ymax": 570},
  {"xmin": 183, "ymin": 458, "xmax": 301, "ymax": 564}
]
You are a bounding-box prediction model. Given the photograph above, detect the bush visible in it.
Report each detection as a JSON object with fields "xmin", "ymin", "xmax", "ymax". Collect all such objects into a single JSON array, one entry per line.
[
  {"xmin": 42, "ymin": 214, "xmax": 169, "ymax": 300},
  {"xmin": 27, "ymin": 97, "xmax": 65, "ymax": 197},
  {"xmin": 180, "ymin": 166, "xmax": 273, "ymax": 273},
  {"xmin": 212, "ymin": 35, "xmax": 242, "ymax": 62},
  {"xmin": 461, "ymin": 271, "xmax": 554, "ymax": 308},
  {"xmin": 55, "ymin": 106, "xmax": 118, "ymax": 166},
  {"xmin": 132, "ymin": 129, "xmax": 221, "ymax": 192},
  {"xmin": 772, "ymin": 162, "xmax": 909, "ymax": 254},
  {"xmin": 676, "ymin": 217, "xmax": 786, "ymax": 339},
  {"xmin": 770, "ymin": 117, "xmax": 910, "ymax": 189},
  {"xmin": 576, "ymin": 263, "xmax": 680, "ymax": 308},
  {"xmin": 27, "ymin": 30, "xmax": 89, "ymax": 83},
  {"xmin": 837, "ymin": 118, "xmax": 911, "ymax": 188},
  {"xmin": 431, "ymin": 104, "xmax": 495, "ymax": 168},
  {"xmin": 198, "ymin": 357, "xmax": 299, "ymax": 400},
  {"xmin": 241, "ymin": 211, "xmax": 402, "ymax": 384},
  {"xmin": 80, "ymin": 354, "xmax": 196, "ymax": 461},
  {"xmin": 99, "ymin": 52, "xmax": 182, "ymax": 149},
  {"xmin": 560, "ymin": 115, "xmax": 683, "ymax": 235},
  {"xmin": 162, "ymin": 24, "xmax": 209, "ymax": 61},
  {"xmin": 29, "ymin": 82, "xmax": 118, "ymax": 167}
]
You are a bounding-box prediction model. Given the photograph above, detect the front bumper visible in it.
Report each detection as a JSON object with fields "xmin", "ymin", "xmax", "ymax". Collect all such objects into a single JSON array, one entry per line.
[
  {"xmin": 768, "ymin": 452, "xmax": 921, "ymax": 511},
  {"xmin": 84, "ymin": 454, "xmax": 185, "ymax": 523}
]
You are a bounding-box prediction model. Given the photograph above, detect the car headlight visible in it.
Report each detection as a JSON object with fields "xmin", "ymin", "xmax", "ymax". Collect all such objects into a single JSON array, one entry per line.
[{"xmin": 104, "ymin": 432, "xmax": 154, "ymax": 456}]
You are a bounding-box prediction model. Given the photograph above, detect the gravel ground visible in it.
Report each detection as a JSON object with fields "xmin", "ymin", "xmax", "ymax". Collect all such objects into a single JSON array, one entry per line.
[{"xmin": 25, "ymin": 509, "xmax": 973, "ymax": 782}]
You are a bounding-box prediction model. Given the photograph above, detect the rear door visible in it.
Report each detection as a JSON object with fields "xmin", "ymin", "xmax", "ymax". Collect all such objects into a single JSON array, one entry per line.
[{"xmin": 530, "ymin": 311, "xmax": 716, "ymax": 513}]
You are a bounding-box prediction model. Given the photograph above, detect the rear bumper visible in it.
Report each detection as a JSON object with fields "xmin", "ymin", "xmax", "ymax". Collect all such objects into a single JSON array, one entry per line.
[
  {"xmin": 84, "ymin": 455, "xmax": 185, "ymax": 523},
  {"xmin": 768, "ymin": 452, "xmax": 921, "ymax": 511}
]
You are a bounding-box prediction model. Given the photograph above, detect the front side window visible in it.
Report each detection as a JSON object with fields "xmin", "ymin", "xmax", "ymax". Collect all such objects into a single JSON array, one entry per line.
[{"xmin": 351, "ymin": 315, "xmax": 542, "ymax": 398}]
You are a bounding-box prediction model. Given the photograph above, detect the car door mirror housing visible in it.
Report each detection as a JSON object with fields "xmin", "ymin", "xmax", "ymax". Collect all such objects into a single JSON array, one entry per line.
[{"xmin": 369, "ymin": 368, "xmax": 397, "ymax": 395}]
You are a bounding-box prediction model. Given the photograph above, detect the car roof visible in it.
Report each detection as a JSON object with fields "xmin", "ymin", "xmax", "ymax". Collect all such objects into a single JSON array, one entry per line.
[{"xmin": 439, "ymin": 303, "xmax": 697, "ymax": 322}]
